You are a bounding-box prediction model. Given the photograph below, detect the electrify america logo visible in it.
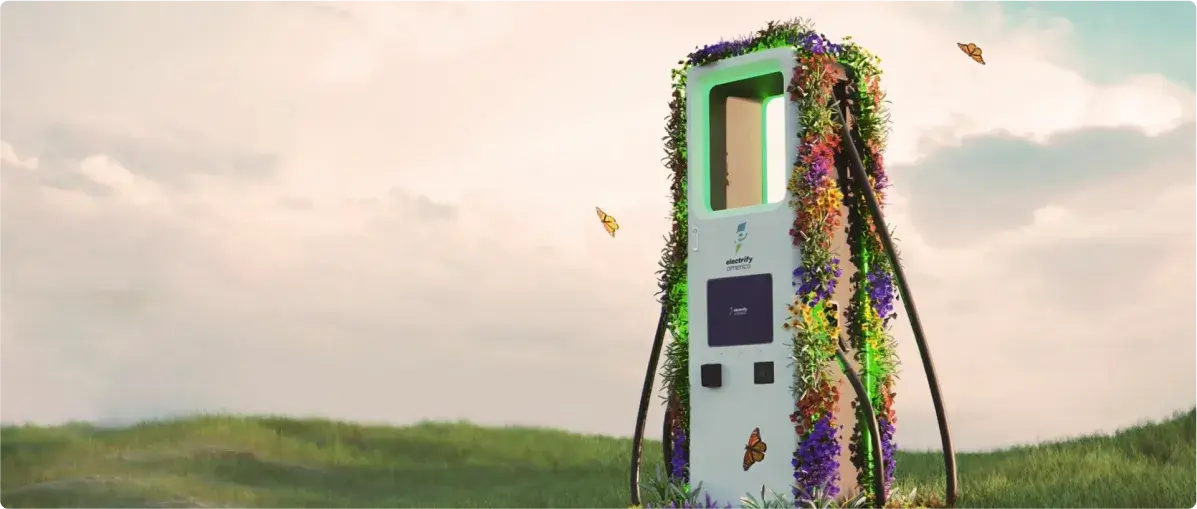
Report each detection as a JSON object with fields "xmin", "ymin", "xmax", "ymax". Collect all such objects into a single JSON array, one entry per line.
[
  {"xmin": 725, "ymin": 256, "xmax": 753, "ymax": 271},
  {"xmin": 726, "ymin": 221, "xmax": 752, "ymax": 271}
]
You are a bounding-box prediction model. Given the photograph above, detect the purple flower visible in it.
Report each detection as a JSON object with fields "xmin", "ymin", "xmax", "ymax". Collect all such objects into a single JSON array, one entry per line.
[
  {"xmin": 792, "ymin": 414, "xmax": 841, "ymax": 505},
  {"xmin": 687, "ymin": 38, "xmax": 753, "ymax": 66},
  {"xmin": 671, "ymin": 426, "xmax": 689, "ymax": 482},
  {"xmin": 801, "ymin": 152, "xmax": 835, "ymax": 190},
  {"xmin": 870, "ymin": 161, "xmax": 890, "ymax": 193},
  {"xmin": 865, "ymin": 267, "xmax": 897, "ymax": 324},
  {"xmin": 685, "ymin": 29, "xmax": 844, "ymax": 68},
  {"xmin": 793, "ymin": 257, "xmax": 842, "ymax": 306},
  {"xmin": 797, "ymin": 32, "xmax": 844, "ymax": 55},
  {"xmin": 878, "ymin": 417, "xmax": 897, "ymax": 489}
]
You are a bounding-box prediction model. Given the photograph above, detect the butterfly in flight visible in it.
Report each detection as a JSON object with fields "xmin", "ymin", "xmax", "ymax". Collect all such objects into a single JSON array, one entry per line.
[
  {"xmin": 742, "ymin": 427, "xmax": 768, "ymax": 471},
  {"xmin": 595, "ymin": 206, "xmax": 620, "ymax": 238},
  {"xmin": 957, "ymin": 42, "xmax": 985, "ymax": 65}
]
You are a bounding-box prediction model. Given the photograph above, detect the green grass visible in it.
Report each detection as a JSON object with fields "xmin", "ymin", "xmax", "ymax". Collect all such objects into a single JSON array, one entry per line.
[{"xmin": 2, "ymin": 409, "xmax": 1193, "ymax": 508}]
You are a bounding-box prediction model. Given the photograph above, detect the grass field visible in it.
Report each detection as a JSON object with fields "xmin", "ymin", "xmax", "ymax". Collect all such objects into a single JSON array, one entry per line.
[{"xmin": 1, "ymin": 409, "xmax": 1193, "ymax": 508}]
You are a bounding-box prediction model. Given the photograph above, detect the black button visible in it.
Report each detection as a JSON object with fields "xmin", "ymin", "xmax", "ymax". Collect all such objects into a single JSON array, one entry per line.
[
  {"xmin": 700, "ymin": 363, "xmax": 723, "ymax": 388},
  {"xmin": 754, "ymin": 361, "xmax": 774, "ymax": 384}
]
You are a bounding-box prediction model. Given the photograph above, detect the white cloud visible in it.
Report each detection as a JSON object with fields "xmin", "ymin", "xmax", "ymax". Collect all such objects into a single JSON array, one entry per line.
[
  {"xmin": 77, "ymin": 155, "xmax": 166, "ymax": 207},
  {"xmin": 0, "ymin": 141, "xmax": 38, "ymax": 171},
  {"xmin": 877, "ymin": 136, "xmax": 1195, "ymax": 448},
  {"xmin": 793, "ymin": 4, "xmax": 1195, "ymax": 165},
  {"xmin": 1, "ymin": 2, "xmax": 1193, "ymax": 452}
]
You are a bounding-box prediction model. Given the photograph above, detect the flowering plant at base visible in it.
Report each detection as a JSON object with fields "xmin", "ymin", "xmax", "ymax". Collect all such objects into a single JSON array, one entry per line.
[
  {"xmin": 657, "ymin": 18, "xmax": 900, "ymax": 502},
  {"xmin": 671, "ymin": 422, "xmax": 690, "ymax": 482}
]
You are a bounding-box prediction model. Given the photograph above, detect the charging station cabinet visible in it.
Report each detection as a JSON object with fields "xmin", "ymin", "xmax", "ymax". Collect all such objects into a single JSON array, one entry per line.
[{"xmin": 685, "ymin": 47, "xmax": 862, "ymax": 503}]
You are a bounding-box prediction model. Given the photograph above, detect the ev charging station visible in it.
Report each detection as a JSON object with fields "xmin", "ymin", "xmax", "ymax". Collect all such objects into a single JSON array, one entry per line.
[
  {"xmin": 627, "ymin": 24, "xmax": 959, "ymax": 509},
  {"xmin": 684, "ymin": 47, "xmax": 860, "ymax": 503}
]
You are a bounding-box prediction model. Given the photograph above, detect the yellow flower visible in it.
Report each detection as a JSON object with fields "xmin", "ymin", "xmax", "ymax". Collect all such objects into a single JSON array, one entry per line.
[{"xmin": 815, "ymin": 185, "xmax": 844, "ymax": 212}]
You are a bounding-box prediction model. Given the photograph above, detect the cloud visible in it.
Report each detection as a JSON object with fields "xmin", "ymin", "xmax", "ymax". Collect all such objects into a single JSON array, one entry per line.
[
  {"xmin": 288, "ymin": 2, "xmax": 524, "ymax": 85},
  {"xmin": 1, "ymin": 2, "xmax": 1193, "ymax": 453},
  {"xmin": 0, "ymin": 137, "xmax": 660, "ymax": 432},
  {"xmin": 877, "ymin": 122, "xmax": 1195, "ymax": 449},
  {"xmin": 899, "ymin": 123, "xmax": 1196, "ymax": 246},
  {"xmin": 515, "ymin": 1, "xmax": 1195, "ymax": 168},
  {"xmin": 0, "ymin": 141, "xmax": 38, "ymax": 171}
]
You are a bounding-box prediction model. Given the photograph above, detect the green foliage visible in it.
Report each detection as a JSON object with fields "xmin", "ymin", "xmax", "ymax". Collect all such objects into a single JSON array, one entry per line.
[
  {"xmin": 0, "ymin": 409, "xmax": 1193, "ymax": 508},
  {"xmin": 883, "ymin": 487, "xmax": 945, "ymax": 509},
  {"xmin": 640, "ymin": 464, "xmax": 712, "ymax": 508},
  {"xmin": 740, "ymin": 487, "xmax": 796, "ymax": 509},
  {"xmin": 660, "ymin": 57, "xmax": 691, "ymax": 432},
  {"xmin": 803, "ymin": 488, "xmax": 868, "ymax": 509}
]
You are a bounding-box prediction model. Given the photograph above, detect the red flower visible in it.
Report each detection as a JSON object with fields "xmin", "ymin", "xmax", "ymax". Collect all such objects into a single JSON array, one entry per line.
[{"xmin": 793, "ymin": 379, "xmax": 841, "ymax": 436}]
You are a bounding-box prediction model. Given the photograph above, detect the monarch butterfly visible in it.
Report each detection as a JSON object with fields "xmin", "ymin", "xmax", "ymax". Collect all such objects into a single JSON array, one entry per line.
[
  {"xmin": 957, "ymin": 42, "xmax": 985, "ymax": 65},
  {"xmin": 742, "ymin": 427, "xmax": 768, "ymax": 471},
  {"xmin": 595, "ymin": 206, "xmax": 620, "ymax": 238}
]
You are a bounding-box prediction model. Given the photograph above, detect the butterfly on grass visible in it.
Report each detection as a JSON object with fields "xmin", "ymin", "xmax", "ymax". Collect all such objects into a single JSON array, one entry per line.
[
  {"xmin": 595, "ymin": 206, "xmax": 620, "ymax": 238},
  {"xmin": 957, "ymin": 42, "xmax": 985, "ymax": 65},
  {"xmin": 742, "ymin": 427, "xmax": 768, "ymax": 471}
]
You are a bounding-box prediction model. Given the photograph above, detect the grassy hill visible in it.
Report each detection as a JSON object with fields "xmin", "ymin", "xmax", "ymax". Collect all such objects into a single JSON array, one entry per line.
[{"xmin": 1, "ymin": 409, "xmax": 1193, "ymax": 508}]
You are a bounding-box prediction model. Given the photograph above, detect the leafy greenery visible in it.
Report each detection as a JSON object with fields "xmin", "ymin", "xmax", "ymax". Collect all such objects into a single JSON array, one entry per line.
[
  {"xmin": 640, "ymin": 464, "xmax": 724, "ymax": 508},
  {"xmin": 2, "ymin": 409, "xmax": 1193, "ymax": 508}
]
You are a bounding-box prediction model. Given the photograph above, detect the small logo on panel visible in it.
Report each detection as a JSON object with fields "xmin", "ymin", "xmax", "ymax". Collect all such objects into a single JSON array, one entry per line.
[
  {"xmin": 726, "ymin": 222, "xmax": 752, "ymax": 271},
  {"xmin": 725, "ymin": 256, "xmax": 753, "ymax": 272}
]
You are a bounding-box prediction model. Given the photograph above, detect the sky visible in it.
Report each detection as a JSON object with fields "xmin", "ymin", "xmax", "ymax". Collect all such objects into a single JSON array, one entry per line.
[{"xmin": 1, "ymin": 1, "xmax": 1194, "ymax": 452}]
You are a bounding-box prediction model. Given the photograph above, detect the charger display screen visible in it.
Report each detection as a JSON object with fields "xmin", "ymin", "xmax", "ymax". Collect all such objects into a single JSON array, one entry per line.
[{"xmin": 706, "ymin": 273, "xmax": 774, "ymax": 347}]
